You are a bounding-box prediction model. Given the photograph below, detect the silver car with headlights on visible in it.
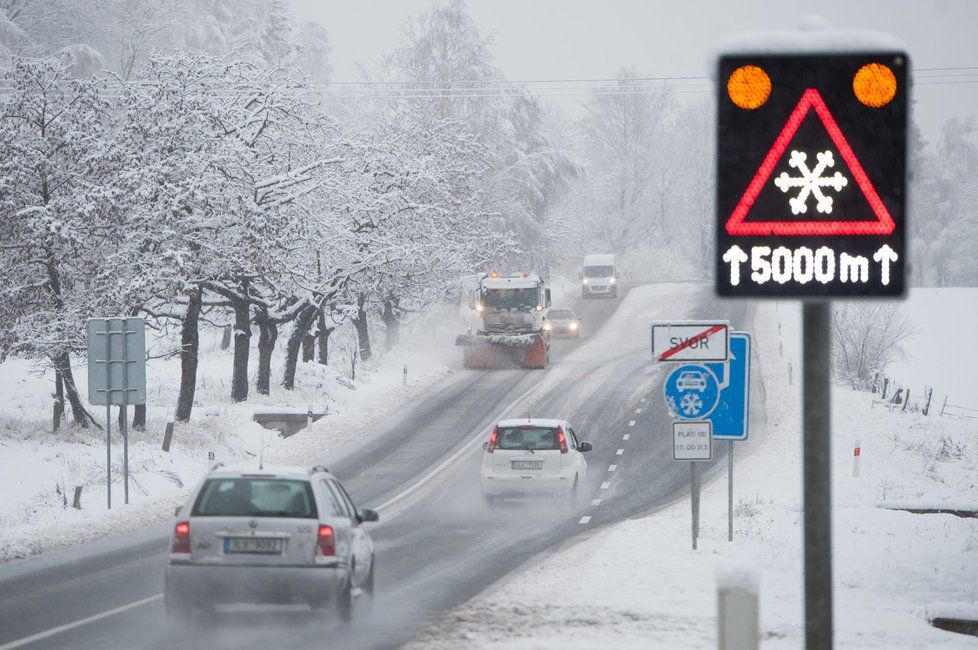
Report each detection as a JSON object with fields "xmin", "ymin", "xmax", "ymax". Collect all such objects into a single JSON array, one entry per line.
[
  {"xmin": 164, "ymin": 464, "xmax": 377, "ymax": 622},
  {"xmin": 544, "ymin": 308, "xmax": 581, "ymax": 338}
]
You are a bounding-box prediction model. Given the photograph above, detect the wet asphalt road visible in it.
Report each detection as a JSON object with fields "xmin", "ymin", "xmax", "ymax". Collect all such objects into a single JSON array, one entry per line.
[{"xmin": 0, "ymin": 284, "xmax": 755, "ymax": 649}]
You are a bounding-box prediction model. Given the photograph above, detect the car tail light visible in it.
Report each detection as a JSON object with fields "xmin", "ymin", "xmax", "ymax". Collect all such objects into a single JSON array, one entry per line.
[
  {"xmin": 557, "ymin": 427, "xmax": 569, "ymax": 454},
  {"xmin": 317, "ymin": 525, "xmax": 335, "ymax": 556},
  {"xmin": 171, "ymin": 522, "xmax": 191, "ymax": 554},
  {"xmin": 486, "ymin": 426, "xmax": 499, "ymax": 454}
]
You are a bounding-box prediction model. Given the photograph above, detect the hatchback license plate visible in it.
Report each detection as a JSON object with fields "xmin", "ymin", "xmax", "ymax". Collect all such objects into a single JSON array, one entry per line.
[
  {"xmin": 511, "ymin": 460, "xmax": 543, "ymax": 470},
  {"xmin": 224, "ymin": 537, "xmax": 283, "ymax": 554}
]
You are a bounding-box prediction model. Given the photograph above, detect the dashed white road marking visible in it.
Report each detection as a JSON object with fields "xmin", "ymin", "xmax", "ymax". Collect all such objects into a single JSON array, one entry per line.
[
  {"xmin": 635, "ymin": 408, "xmax": 642, "ymax": 414},
  {"xmin": 622, "ymin": 434, "xmax": 630, "ymax": 440},
  {"xmin": 628, "ymin": 420, "xmax": 636, "ymax": 426},
  {"xmin": 600, "ymin": 481, "xmax": 611, "ymax": 489},
  {"xmin": 591, "ymin": 498, "xmax": 602, "ymax": 506},
  {"xmin": 608, "ymin": 464, "xmax": 617, "ymax": 472},
  {"xmin": 616, "ymin": 448, "xmax": 624, "ymax": 455},
  {"xmin": 641, "ymin": 398, "xmax": 647, "ymax": 403},
  {"xmin": 579, "ymin": 515, "xmax": 592, "ymax": 525}
]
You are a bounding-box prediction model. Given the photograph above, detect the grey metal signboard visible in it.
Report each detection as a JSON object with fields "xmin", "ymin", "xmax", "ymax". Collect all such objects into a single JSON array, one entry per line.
[{"xmin": 87, "ymin": 318, "xmax": 146, "ymax": 406}]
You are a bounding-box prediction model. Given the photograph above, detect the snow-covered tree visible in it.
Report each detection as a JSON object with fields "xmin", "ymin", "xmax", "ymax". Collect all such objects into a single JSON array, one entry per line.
[
  {"xmin": 0, "ymin": 56, "xmax": 114, "ymax": 427},
  {"xmin": 390, "ymin": 0, "xmax": 580, "ymax": 271}
]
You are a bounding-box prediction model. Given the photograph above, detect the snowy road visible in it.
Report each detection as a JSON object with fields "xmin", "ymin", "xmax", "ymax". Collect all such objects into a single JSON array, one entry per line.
[{"xmin": 0, "ymin": 284, "xmax": 752, "ymax": 649}]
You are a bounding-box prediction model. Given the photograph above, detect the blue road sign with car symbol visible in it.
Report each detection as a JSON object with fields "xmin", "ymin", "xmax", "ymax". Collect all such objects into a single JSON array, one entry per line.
[
  {"xmin": 664, "ymin": 364, "xmax": 721, "ymax": 420},
  {"xmin": 662, "ymin": 332, "xmax": 751, "ymax": 440}
]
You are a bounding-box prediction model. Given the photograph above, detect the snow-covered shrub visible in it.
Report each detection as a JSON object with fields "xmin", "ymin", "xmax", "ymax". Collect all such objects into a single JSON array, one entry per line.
[{"xmin": 831, "ymin": 302, "xmax": 915, "ymax": 390}]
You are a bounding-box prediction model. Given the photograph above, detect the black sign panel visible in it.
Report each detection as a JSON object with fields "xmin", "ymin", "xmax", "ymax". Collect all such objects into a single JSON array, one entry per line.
[{"xmin": 716, "ymin": 53, "xmax": 908, "ymax": 297}]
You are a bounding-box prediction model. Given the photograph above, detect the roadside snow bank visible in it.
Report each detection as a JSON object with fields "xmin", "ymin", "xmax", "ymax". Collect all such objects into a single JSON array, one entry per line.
[
  {"xmin": 0, "ymin": 310, "xmax": 459, "ymax": 563},
  {"xmin": 412, "ymin": 294, "xmax": 978, "ymax": 649}
]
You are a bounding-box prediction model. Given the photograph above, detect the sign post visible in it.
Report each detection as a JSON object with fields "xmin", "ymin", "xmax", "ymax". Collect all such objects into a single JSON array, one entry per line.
[
  {"xmin": 87, "ymin": 318, "xmax": 147, "ymax": 508},
  {"xmin": 715, "ymin": 44, "xmax": 908, "ymax": 650},
  {"xmin": 673, "ymin": 420, "xmax": 712, "ymax": 550},
  {"xmin": 705, "ymin": 332, "xmax": 752, "ymax": 541}
]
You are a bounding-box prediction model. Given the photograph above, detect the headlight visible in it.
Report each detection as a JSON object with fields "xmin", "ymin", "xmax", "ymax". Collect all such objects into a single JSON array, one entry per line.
[
  {"xmin": 609, "ymin": 277, "xmax": 616, "ymax": 285},
  {"xmin": 582, "ymin": 277, "xmax": 589, "ymax": 285},
  {"xmin": 475, "ymin": 303, "xmax": 484, "ymax": 312},
  {"xmin": 570, "ymin": 322, "xmax": 578, "ymax": 330},
  {"xmin": 542, "ymin": 323, "xmax": 551, "ymax": 331}
]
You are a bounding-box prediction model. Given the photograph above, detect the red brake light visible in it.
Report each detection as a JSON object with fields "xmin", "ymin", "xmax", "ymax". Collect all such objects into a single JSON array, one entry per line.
[
  {"xmin": 171, "ymin": 521, "xmax": 191, "ymax": 554},
  {"xmin": 317, "ymin": 525, "xmax": 335, "ymax": 556},
  {"xmin": 557, "ymin": 427, "xmax": 568, "ymax": 454},
  {"xmin": 487, "ymin": 426, "xmax": 498, "ymax": 454}
]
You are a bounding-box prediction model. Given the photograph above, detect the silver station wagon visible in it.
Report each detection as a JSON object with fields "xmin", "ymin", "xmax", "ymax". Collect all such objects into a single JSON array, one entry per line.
[{"xmin": 164, "ymin": 464, "xmax": 378, "ymax": 622}]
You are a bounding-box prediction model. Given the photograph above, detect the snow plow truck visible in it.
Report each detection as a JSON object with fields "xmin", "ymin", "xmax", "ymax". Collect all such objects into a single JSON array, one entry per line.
[{"xmin": 455, "ymin": 272, "xmax": 551, "ymax": 369}]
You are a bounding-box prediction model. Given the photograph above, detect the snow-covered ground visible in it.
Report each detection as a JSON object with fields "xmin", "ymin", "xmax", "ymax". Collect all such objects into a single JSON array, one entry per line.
[
  {"xmin": 0, "ymin": 307, "xmax": 463, "ymax": 563},
  {"xmin": 411, "ymin": 290, "xmax": 978, "ymax": 649}
]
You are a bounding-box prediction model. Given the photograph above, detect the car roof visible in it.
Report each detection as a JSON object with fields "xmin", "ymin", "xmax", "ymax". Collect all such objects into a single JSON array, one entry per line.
[
  {"xmin": 497, "ymin": 418, "xmax": 568, "ymax": 428},
  {"xmin": 205, "ymin": 464, "xmax": 333, "ymax": 481}
]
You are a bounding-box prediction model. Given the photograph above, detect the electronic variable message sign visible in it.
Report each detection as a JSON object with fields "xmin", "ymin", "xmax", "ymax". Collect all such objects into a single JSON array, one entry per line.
[{"xmin": 716, "ymin": 53, "xmax": 908, "ymax": 297}]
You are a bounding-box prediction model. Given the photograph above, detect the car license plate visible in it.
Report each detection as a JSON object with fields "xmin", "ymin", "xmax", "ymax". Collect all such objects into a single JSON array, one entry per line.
[
  {"xmin": 224, "ymin": 537, "xmax": 283, "ymax": 554},
  {"xmin": 511, "ymin": 460, "xmax": 543, "ymax": 470}
]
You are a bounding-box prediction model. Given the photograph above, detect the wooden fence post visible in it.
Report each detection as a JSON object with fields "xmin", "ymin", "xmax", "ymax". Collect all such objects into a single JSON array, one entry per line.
[{"xmin": 922, "ymin": 387, "xmax": 933, "ymax": 416}]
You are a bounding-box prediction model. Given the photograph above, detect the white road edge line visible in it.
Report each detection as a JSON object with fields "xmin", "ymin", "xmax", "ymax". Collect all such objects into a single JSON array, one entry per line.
[
  {"xmin": 600, "ymin": 481, "xmax": 610, "ymax": 489},
  {"xmin": 0, "ymin": 594, "xmax": 163, "ymax": 650},
  {"xmin": 578, "ymin": 515, "xmax": 592, "ymax": 525},
  {"xmin": 622, "ymin": 434, "xmax": 630, "ymax": 440},
  {"xmin": 374, "ymin": 380, "xmax": 544, "ymax": 513},
  {"xmin": 628, "ymin": 420, "xmax": 636, "ymax": 426},
  {"xmin": 616, "ymin": 448, "xmax": 624, "ymax": 455},
  {"xmin": 591, "ymin": 498, "xmax": 602, "ymax": 506}
]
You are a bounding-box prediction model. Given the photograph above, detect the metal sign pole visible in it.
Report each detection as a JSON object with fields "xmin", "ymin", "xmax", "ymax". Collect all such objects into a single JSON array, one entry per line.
[
  {"xmin": 121, "ymin": 318, "xmax": 130, "ymax": 506},
  {"xmin": 691, "ymin": 462, "xmax": 700, "ymax": 550},
  {"xmin": 728, "ymin": 441, "xmax": 734, "ymax": 542},
  {"xmin": 803, "ymin": 302, "xmax": 833, "ymax": 650},
  {"xmin": 104, "ymin": 319, "xmax": 112, "ymax": 511}
]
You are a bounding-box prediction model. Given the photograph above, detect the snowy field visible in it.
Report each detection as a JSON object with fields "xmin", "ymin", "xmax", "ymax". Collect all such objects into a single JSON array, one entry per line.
[
  {"xmin": 412, "ymin": 289, "xmax": 978, "ymax": 649},
  {"xmin": 0, "ymin": 307, "xmax": 463, "ymax": 563}
]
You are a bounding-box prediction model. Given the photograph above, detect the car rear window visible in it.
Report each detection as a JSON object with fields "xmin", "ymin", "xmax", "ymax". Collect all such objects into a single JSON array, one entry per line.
[
  {"xmin": 192, "ymin": 478, "xmax": 318, "ymax": 518},
  {"xmin": 497, "ymin": 426, "xmax": 559, "ymax": 451}
]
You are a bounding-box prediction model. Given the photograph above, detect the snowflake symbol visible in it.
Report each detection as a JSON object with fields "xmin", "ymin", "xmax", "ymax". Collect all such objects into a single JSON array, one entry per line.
[
  {"xmin": 774, "ymin": 150, "xmax": 848, "ymax": 215},
  {"xmin": 680, "ymin": 393, "xmax": 703, "ymax": 416}
]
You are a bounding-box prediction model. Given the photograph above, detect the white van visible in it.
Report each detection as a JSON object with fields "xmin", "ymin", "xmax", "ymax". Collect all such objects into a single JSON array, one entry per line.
[{"xmin": 580, "ymin": 254, "xmax": 618, "ymax": 298}]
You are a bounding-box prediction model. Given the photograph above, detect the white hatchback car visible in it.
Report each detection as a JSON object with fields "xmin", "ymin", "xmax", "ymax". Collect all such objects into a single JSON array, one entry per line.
[
  {"xmin": 164, "ymin": 464, "xmax": 377, "ymax": 622},
  {"xmin": 480, "ymin": 418, "xmax": 592, "ymax": 504}
]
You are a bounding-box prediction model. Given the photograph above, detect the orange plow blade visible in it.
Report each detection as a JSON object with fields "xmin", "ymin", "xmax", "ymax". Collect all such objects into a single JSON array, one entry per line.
[{"xmin": 455, "ymin": 333, "xmax": 548, "ymax": 369}]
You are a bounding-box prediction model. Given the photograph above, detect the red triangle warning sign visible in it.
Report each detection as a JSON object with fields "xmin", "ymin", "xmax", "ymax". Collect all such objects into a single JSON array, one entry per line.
[{"xmin": 725, "ymin": 89, "xmax": 896, "ymax": 236}]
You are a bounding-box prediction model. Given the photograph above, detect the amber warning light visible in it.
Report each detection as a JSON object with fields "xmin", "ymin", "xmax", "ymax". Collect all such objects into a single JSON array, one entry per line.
[{"xmin": 715, "ymin": 53, "xmax": 908, "ymax": 298}]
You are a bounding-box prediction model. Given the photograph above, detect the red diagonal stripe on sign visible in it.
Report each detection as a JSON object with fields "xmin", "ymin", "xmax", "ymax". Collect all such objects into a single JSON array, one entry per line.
[{"xmin": 659, "ymin": 325, "xmax": 726, "ymax": 361}]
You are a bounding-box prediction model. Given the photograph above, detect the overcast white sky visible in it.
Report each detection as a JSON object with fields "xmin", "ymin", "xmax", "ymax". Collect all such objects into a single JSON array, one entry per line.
[{"xmin": 291, "ymin": 0, "xmax": 978, "ymax": 140}]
